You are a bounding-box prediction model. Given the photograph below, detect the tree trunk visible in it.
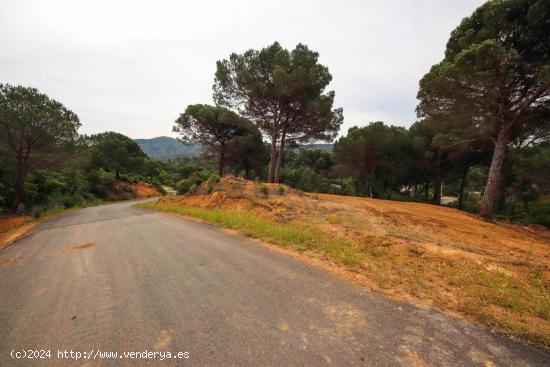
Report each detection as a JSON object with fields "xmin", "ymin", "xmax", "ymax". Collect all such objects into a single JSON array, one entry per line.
[
  {"xmin": 432, "ymin": 154, "xmax": 442, "ymax": 205},
  {"xmin": 522, "ymin": 196, "xmax": 530, "ymax": 214},
  {"xmin": 11, "ymin": 161, "xmax": 27, "ymax": 212},
  {"xmin": 433, "ymin": 177, "xmax": 442, "ymax": 204},
  {"xmin": 218, "ymin": 147, "xmax": 225, "ymax": 177},
  {"xmin": 480, "ymin": 129, "xmax": 509, "ymax": 220},
  {"xmin": 267, "ymin": 135, "xmax": 278, "ymax": 183},
  {"xmin": 496, "ymin": 160, "xmax": 511, "ymax": 213},
  {"xmin": 496, "ymin": 181, "xmax": 507, "ymax": 213},
  {"xmin": 115, "ymin": 168, "xmax": 120, "ymax": 180},
  {"xmin": 458, "ymin": 165, "xmax": 469, "ymax": 210},
  {"xmin": 274, "ymin": 130, "xmax": 286, "ymax": 183},
  {"xmin": 424, "ymin": 174, "xmax": 430, "ymax": 201}
]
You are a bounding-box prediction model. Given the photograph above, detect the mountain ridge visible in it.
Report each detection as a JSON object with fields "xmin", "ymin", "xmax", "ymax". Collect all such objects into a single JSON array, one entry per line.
[{"xmin": 135, "ymin": 136, "xmax": 334, "ymax": 160}]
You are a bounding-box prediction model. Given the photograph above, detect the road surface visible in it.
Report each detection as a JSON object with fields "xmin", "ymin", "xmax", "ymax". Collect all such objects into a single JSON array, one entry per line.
[{"xmin": 0, "ymin": 200, "xmax": 547, "ymax": 366}]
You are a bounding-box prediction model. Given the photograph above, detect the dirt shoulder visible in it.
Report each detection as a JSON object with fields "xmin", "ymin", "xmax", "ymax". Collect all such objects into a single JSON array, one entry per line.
[
  {"xmin": 144, "ymin": 176, "xmax": 550, "ymax": 347},
  {"xmin": 0, "ymin": 215, "xmax": 37, "ymax": 251}
]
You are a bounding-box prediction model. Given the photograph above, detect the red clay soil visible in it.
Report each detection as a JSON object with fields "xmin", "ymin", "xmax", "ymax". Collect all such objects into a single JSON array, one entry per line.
[{"xmin": 0, "ymin": 214, "xmax": 35, "ymax": 250}]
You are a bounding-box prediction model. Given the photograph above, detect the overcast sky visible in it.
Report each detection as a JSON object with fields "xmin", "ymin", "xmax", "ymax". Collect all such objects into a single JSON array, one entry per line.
[{"xmin": 0, "ymin": 0, "xmax": 485, "ymax": 139}]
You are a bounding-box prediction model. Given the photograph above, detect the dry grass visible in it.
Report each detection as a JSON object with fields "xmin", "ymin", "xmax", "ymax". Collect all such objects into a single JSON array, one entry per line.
[{"xmin": 143, "ymin": 177, "xmax": 550, "ymax": 347}]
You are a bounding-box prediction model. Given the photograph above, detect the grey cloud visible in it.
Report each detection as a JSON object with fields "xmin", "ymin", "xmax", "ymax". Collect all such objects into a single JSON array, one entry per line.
[{"xmin": 0, "ymin": 0, "xmax": 485, "ymax": 139}]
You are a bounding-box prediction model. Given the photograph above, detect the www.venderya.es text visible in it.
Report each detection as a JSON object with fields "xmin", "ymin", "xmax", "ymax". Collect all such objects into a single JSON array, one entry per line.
[{"xmin": 11, "ymin": 349, "xmax": 190, "ymax": 361}]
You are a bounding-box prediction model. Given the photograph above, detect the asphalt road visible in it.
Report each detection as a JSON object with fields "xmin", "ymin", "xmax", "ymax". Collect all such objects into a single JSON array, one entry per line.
[{"xmin": 0, "ymin": 200, "xmax": 547, "ymax": 366}]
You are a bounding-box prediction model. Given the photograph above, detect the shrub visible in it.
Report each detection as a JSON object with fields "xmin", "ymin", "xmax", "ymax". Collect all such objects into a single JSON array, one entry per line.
[
  {"xmin": 530, "ymin": 198, "xmax": 550, "ymax": 228},
  {"xmin": 343, "ymin": 177, "xmax": 357, "ymax": 196},
  {"xmin": 87, "ymin": 169, "xmax": 116, "ymax": 199},
  {"xmin": 154, "ymin": 183, "xmax": 167, "ymax": 195},
  {"xmin": 61, "ymin": 194, "xmax": 78, "ymax": 208},
  {"xmin": 277, "ymin": 186, "xmax": 285, "ymax": 195},
  {"xmin": 176, "ymin": 179, "xmax": 193, "ymax": 194},
  {"xmin": 259, "ymin": 184, "xmax": 269, "ymax": 197},
  {"xmin": 209, "ymin": 173, "xmax": 221, "ymax": 182},
  {"xmin": 188, "ymin": 184, "xmax": 198, "ymax": 194}
]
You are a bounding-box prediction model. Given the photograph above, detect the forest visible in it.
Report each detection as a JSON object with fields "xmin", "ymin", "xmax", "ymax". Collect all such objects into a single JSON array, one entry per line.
[{"xmin": 0, "ymin": 0, "xmax": 548, "ymax": 227}]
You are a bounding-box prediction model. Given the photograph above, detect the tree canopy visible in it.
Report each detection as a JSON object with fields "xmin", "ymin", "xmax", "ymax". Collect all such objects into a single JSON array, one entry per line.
[
  {"xmin": 417, "ymin": 0, "xmax": 550, "ymax": 219},
  {"xmin": 334, "ymin": 122, "xmax": 411, "ymax": 197},
  {"xmin": 88, "ymin": 131, "xmax": 147, "ymax": 179},
  {"xmin": 0, "ymin": 84, "xmax": 80, "ymax": 210},
  {"xmin": 173, "ymin": 104, "xmax": 260, "ymax": 176},
  {"xmin": 213, "ymin": 42, "xmax": 343, "ymax": 182}
]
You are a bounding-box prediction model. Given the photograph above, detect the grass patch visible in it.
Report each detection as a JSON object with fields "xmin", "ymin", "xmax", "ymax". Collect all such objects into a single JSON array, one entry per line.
[
  {"xmin": 325, "ymin": 213, "xmax": 345, "ymax": 224},
  {"xmin": 139, "ymin": 203, "xmax": 366, "ymax": 266}
]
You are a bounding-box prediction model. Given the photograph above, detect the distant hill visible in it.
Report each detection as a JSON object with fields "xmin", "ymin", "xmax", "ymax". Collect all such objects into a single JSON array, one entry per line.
[
  {"xmin": 135, "ymin": 136, "xmax": 202, "ymax": 160},
  {"xmin": 136, "ymin": 136, "xmax": 333, "ymax": 160},
  {"xmin": 295, "ymin": 143, "xmax": 333, "ymax": 151}
]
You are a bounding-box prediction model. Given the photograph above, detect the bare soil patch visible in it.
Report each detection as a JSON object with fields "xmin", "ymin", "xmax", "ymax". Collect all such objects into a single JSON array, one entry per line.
[{"xmin": 0, "ymin": 214, "xmax": 36, "ymax": 250}]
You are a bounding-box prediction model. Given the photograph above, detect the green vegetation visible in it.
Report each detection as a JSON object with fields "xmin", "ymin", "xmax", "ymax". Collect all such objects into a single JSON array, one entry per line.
[
  {"xmin": 1, "ymin": 1, "xmax": 548, "ymax": 227},
  {"xmin": 89, "ymin": 132, "xmax": 147, "ymax": 179},
  {"xmin": 170, "ymin": 6, "xmax": 548, "ymax": 225},
  {"xmin": 139, "ymin": 203, "xmax": 320, "ymax": 249},
  {"xmin": 173, "ymin": 104, "xmax": 264, "ymax": 177},
  {"xmin": 0, "ymin": 84, "xmax": 80, "ymax": 211},
  {"xmin": 3, "ymin": 1, "xmax": 548, "ymax": 225},
  {"xmin": 416, "ymin": 0, "xmax": 549, "ymax": 219},
  {"xmin": 139, "ymin": 203, "xmax": 366, "ymax": 265},
  {"xmin": 0, "ymin": 85, "xmax": 167, "ymax": 215},
  {"xmin": 213, "ymin": 42, "xmax": 343, "ymax": 183}
]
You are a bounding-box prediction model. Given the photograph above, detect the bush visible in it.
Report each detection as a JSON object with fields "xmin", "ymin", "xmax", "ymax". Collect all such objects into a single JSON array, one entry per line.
[
  {"xmin": 343, "ymin": 177, "xmax": 356, "ymax": 196},
  {"xmin": 530, "ymin": 198, "xmax": 550, "ymax": 228},
  {"xmin": 61, "ymin": 194, "xmax": 78, "ymax": 208},
  {"xmin": 188, "ymin": 184, "xmax": 198, "ymax": 194},
  {"xmin": 187, "ymin": 170, "xmax": 214, "ymax": 187},
  {"xmin": 156, "ymin": 185, "xmax": 167, "ymax": 195},
  {"xmin": 87, "ymin": 169, "xmax": 115, "ymax": 199},
  {"xmin": 277, "ymin": 186, "xmax": 285, "ymax": 195},
  {"xmin": 176, "ymin": 179, "xmax": 193, "ymax": 194},
  {"xmin": 259, "ymin": 184, "xmax": 269, "ymax": 197}
]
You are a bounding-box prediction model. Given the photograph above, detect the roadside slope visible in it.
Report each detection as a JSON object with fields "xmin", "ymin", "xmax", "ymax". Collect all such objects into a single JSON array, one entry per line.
[{"xmin": 146, "ymin": 177, "xmax": 550, "ymax": 346}]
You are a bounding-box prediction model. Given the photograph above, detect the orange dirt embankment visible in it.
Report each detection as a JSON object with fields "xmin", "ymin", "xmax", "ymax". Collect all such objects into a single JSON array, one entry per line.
[
  {"xmin": 0, "ymin": 214, "xmax": 35, "ymax": 251},
  {"xmin": 159, "ymin": 177, "xmax": 550, "ymax": 280},
  {"xmin": 111, "ymin": 181, "xmax": 161, "ymax": 200},
  {"xmin": 131, "ymin": 182, "xmax": 161, "ymax": 198},
  {"xmin": 155, "ymin": 176, "xmax": 550, "ymax": 346}
]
